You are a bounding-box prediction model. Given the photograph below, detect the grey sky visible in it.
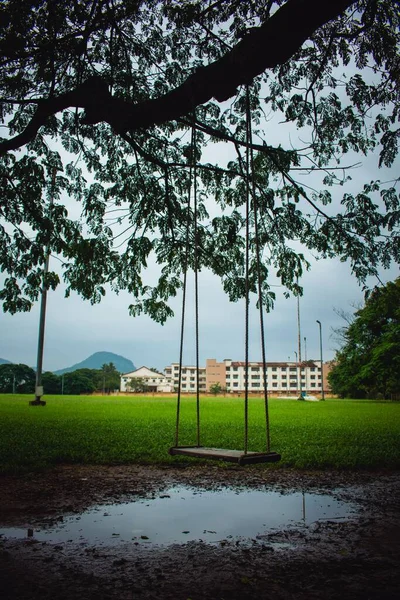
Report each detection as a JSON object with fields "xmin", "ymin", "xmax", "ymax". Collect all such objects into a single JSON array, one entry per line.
[
  {"xmin": 1, "ymin": 58, "xmax": 398, "ymax": 372},
  {"xmin": 0, "ymin": 256, "xmax": 397, "ymax": 372},
  {"xmin": 1, "ymin": 144, "xmax": 398, "ymax": 372}
]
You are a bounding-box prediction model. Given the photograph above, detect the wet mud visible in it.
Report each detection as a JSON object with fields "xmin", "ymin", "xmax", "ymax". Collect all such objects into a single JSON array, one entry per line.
[{"xmin": 1, "ymin": 465, "xmax": 399, "ymax": 599}]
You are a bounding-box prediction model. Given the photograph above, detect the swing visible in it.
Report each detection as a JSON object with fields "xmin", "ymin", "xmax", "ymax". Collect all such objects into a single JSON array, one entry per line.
[{"xmin": 169, "ymin": 90, "xmax": 280, "ymax": 465}]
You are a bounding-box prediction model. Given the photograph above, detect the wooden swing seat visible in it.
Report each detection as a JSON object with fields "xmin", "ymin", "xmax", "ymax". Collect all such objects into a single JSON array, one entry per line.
[{"xmin": 169, "ymin": 446, "xmax": 281, "ymax": 465}]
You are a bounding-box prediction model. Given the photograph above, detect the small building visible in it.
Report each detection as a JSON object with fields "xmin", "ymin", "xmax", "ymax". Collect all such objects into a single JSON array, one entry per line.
[{"xmin": 120, "ymin": 366, "xmax": 173, "ymax": 393}]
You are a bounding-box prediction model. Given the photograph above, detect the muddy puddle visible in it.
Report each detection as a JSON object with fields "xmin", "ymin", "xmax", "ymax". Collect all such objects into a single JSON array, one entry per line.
[{"xmin": 0, "ymin": 485, "xmax": 357, "ymax": 547}]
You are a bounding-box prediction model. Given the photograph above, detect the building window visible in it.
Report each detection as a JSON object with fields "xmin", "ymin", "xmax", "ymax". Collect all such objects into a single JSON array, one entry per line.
[
  {"xmin": 282, "ymin": 383, "xmax": 287, "ymax": 387},
  {"xmin": 233, "ymin": 375, "xmax": 238, "ymax": 379},
  {"xmin": 252, "ymin": 383, "xmax": 260, "ymax": 387},
  {"xmin": 290, "ymin": 383, "xmax": 297, "ymax": 387},
  {"xmin": 311, "ymin": 383, "xmax": 316, "ymax": 387},
  {"xmin": 272, "ymin": 367, "xmax": 277, "ymax": 371},
  {"xmin": 272, "ymin": 375, "xmax": 277, "ymax": 380},
  {"xmin": 251, "ymin": 367, "xmax": 259, "ymax": 372},
  {"xmin": 281, "ymin": 367, "xmax": 287, "ymax": 371},
  {"xmin": 182, "ymin": 384, "xmax": 186, "ymax": 388},
  {"xmin": 282, "ymin": 375, "xmax": 287, "ymax": 379},
  {"xmin": 289, "ymin": 367, "xmax": 296, "ymax": 372},
  {"xmin": 272, "ymin": 383, "xmax": 278, "ymax": 387},
  {"xmin": 233, "ymin": 382, "xmax": 238, "ymax": 387},
  {"xmin": 311, "ymin": 375, "xmax": 316, "ymax": 380}
]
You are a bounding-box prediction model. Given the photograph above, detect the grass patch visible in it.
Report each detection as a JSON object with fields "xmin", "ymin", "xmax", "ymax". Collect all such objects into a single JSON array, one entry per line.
[{"xmin": 0, "ymin": 395, "xmax": 399, "ymax": 473}]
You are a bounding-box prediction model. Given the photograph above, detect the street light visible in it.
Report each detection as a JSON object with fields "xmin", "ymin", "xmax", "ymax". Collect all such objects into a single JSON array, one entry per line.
[
  {"xmin": 30, "ymin": 166, "xmax": 57, "ymax": 406},
  {"xmin": 304, "ymin": 336, "xmax": 307, "ymax": 393},
  {"xmin": 316, "ymin": 320, "xmax": 325, "ymax": 400},
  {"xmin": 294, "ymin": 350, "xmax": 300, "ymax": 398},
  {"xmin": 296, "ymin": 291, "xmax": 303, "ymax": 399}
]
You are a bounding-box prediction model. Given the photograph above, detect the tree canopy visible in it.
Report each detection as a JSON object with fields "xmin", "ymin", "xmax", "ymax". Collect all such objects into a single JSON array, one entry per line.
[
  {"xmin": 0, "ymin": 362, "xmax": 121, "ymax": 394},
  {"xmin": 0, "ymin": 363, "xmax": 36, "ymax": 393},
  {"xmin": 1, "ymin": 0, "xmax": 399, "ymax": 319},
  {"xmin": 328, "ymin": 278, "xmax": 400, "ymax": 399}
]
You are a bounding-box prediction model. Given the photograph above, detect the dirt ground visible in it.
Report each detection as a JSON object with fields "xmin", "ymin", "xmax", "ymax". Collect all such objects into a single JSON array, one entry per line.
[{"xmin": 0, "ymin": 464, "xmax": 399, "ymax": 599}]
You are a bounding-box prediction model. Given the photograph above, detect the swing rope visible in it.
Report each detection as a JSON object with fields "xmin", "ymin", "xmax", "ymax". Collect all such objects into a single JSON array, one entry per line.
[
  {"xmin": 244, "ymin": 89, "xmax": 251, "ymax": 455},
  {"xmin": 193, "ymin": 119, "xmax": 201, "ymax": 447},
  {"xmin": 172, "ymin": 90, "xmax": 274, "ymax": 461},
  {"xmin": 245, "ymin": 85, "xmax": 271, "ymax": 453},
  {"xmin": 175, "ymin": 118, "xmax": 199, "ymax": 447}
]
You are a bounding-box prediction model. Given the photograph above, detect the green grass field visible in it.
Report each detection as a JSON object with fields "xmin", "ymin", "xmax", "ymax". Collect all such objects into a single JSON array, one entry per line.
[{"xmin": 0, "ymin": 394, "xmax": 399, "ymax": 473}]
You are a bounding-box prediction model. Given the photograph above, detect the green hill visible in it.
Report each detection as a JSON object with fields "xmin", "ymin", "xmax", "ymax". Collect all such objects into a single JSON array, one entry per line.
[
  {"xmin": 54, "ymin": 352, "xmax": 135, "ymax": 375},
  {"xmin": 0, "ymin": 358, "xmax": 12, "ymax": 365}
]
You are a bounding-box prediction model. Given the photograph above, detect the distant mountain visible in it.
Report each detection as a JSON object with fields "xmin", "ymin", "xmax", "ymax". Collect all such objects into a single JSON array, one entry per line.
[
  {"xmin": 0, "ymin": 358, "xmax": 12, "ymax": 365},
  {"xmin": 54, "ymin": 352, "xmax": 136, "ymax": 375}
]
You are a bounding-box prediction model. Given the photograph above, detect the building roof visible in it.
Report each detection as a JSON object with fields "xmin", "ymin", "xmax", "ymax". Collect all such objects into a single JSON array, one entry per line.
[{"xmin": 121, "ymin": 366, "xmax": 165, "ymax": 378}]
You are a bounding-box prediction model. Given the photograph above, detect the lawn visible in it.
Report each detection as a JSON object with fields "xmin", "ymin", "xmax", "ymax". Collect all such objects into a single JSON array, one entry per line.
[{"xmin": 0, "ymin": 394, "xmax": 399, "ymax": 473}]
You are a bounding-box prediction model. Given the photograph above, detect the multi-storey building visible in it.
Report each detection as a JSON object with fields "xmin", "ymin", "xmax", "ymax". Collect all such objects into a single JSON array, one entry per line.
[
  {"xmin": 164, "ymin": 363, "xmax": 207, "ymax": 393},
  {"xmin": 163, "ymin": 358, "xmax": 331, "ymax": 395}
]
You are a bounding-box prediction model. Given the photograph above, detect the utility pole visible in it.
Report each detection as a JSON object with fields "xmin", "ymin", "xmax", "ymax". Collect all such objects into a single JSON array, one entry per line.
[
  {"xmin": 30, "ymin": 167, "xmax": 57, "ymax": 406},
  {"xmin": 297, "ymin": 291, "xmax": 304, "ymax": 400},
  {"xmin": 304, "ymin": 336, "xmax": 307, "ymax": 394},
  {"xmin": 316, "ymin": 320, "xmax": 325, "ymax": 400},
  {"xmin": 294, "ymin": 350, "xmax": 298, "ymax": 395}
]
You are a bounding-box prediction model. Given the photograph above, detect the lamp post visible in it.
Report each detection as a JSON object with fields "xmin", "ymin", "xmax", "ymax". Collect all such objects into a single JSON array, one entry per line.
[
  {"xmin": 316, "ymin": 320, "xmax": 325, "ymax": 400},
  {"xmin": 30, "ymin": 167, "xmax": 57, "ymax": 406},
  {"xmin": 304, "ymin": 336, "xmax": 307, "ymax": 394},
  {"xmin": 294, "ymin": 350, "xmax": 299, "ymax": 396},
  {"xmin": 297, "ymin": 292, "xmax": 303, "ymax": 399}
]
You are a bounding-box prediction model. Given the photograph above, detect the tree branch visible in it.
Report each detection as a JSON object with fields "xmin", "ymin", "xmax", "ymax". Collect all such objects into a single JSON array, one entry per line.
[{"xmin": 0, "ymin": 0, "xmax": 356, "ymax": 156}]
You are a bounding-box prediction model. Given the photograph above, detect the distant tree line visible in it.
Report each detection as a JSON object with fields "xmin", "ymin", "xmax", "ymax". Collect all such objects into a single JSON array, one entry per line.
[
  {"xmin": 0, "ymin": 362, "xmax": 120, "ymax": 395},
  {"xmin": 329, "ymin": 279, "xmax": 400, "ymax": 400}
]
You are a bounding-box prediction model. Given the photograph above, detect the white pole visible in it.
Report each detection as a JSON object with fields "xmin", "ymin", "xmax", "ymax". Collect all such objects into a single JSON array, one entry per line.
[{"xmin": 316, "ymin": 320, "xmax": 325, "ymax": 400}]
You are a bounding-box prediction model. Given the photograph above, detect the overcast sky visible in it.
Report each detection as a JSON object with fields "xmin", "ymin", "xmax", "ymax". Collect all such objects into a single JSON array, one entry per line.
[
  {"xmin": 1, "ymin": 63, "xmax": 398, "ymax": 372},
  {"xmin": 1, "ymin": 253, "xmax": 397, "ymax": 372}
]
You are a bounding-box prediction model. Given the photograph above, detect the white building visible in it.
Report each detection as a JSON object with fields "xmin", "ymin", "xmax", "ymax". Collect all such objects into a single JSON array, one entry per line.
[
  {"xmin": 164, "ymin": 363, "xmax": 207, "ymax": 393},
  {"xmin": 223, "ymin": 359, "xmax": 323, "ymax": 394},
  {"xmin": 163, "ymin": 358, "xmax": 327, "ymax": 395},
  {"xmin": 120, "ymin": 366, "xmax": 173, "ymax": 393}
]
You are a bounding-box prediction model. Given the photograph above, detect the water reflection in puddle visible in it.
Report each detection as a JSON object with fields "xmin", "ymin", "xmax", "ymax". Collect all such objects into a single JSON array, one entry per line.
[{"xmin": 0, "ymin": 486, "xmax": 356, "ymax": 546}]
